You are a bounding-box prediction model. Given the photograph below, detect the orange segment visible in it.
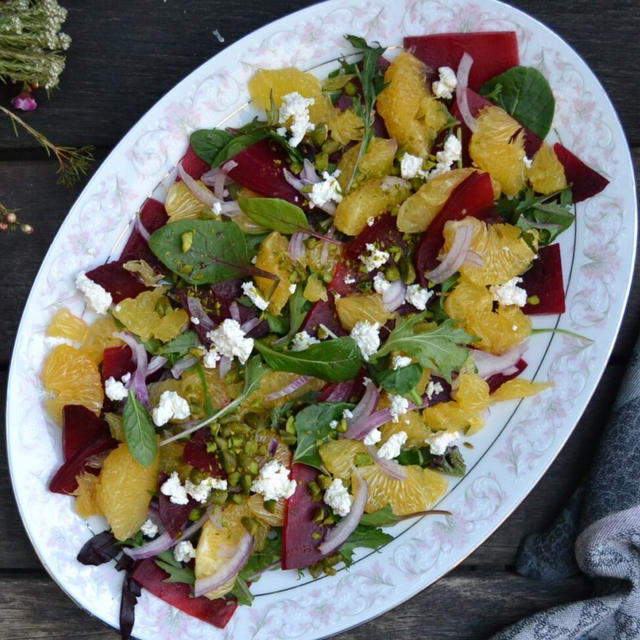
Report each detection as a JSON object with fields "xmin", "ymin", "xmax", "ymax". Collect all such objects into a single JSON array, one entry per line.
[
  {"xmin": 491, "ymin": 378, "xmax": 553, "ymax": 403},
  {"xmin": 81, "ymin": 315, "xmax": 122, "ymax": 364},
  {"xmin": 319, "ymin": 438, "xmax": 366, "ymax": 480},
  {"xmin": 336, "ymin": 137, "xmax": 398, "ymax": 192},
  {"xmin": 335, "ymin": 292, "xmax": 394, "ymax": 331},
  {"xmin": 526, "ymin": 143, "xmax": 567, "ymax": 194},
  {"xmin": 46, "ymin": 308, "xmax": 88, "ymax": 343},
  {"xmin": 165, "ymin": 181, "xmax": 211, "ymax": 221},
  {"xmin": 73, "ymin": 472, "xmax": 103, "ymax": 518},
  {"xmin": 328, "ymin": 107, "xmax": 363, "ymax": 146},
  {"xmin": 254, "ymin": 231, "xmax": 295, "ymax": 316}
]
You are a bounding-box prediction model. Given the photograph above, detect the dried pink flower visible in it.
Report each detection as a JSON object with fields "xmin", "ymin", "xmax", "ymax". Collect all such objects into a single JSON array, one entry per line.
[{"xmin": 11, "ymin": 91, "xmax": 38, "ymax": 112}]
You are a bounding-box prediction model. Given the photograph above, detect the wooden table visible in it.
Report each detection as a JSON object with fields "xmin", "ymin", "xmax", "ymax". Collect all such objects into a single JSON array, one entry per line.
[{"xmin": 1, "ymin": 1, "xmax": 638, "ymax": 638}]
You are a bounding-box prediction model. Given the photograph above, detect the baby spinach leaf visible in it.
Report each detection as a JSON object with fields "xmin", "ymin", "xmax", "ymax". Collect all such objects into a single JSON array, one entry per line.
[
  {"xmin": 149, "ymin": 219, "xmax": 249, "ymax": 286},
  {"xmin": 254, "ymin": 337, "xmax": 362, "ymax": 382},
  {"xmin": 338, "ymin": 524, "xmax": 393, "ymax": 565},
  {"xmin": 154, "ymin": 550, "xmax": 195, "ymax": 585},
  {"xmin": 480, "ymin": 66, "xmax": 555, "ymax": 140},
  {"xmin": 189, "ymin": 129, "xmax": 234, "ymax": 165},
  {"xmin": 210, "ymin": 127, "xmax": 270, "ymax": 168},
  {"xmin": 122, "ymin": 391, "xmax": 157, "ymax": 467},
  {"xmin": 397, "ymin": 444, "xmax": 466, "ymax": 477},
  {"xmin": 368, "ymin": 360, "xmax": 422, "ymax": 395},
  {"xmin": 358, "ymin": 505, "xmax": 401, "ymax": 528},
  {"xmin": 293, "ymin": 402, "xmax": 354, "ymax": 469},
  {"xmin": 237, "ymin": 197, "xmax": 310, "ymax": 235},
  {"xmin": 374, "ymin": 315, "xmax": 473, "ymax": 383}
]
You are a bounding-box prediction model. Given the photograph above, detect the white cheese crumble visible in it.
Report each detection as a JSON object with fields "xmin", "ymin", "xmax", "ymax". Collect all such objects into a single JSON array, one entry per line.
[
  {"xmin": 140, "ymin": 519, "xmax": 159, "ymax": 538},
  {"xmin": 426, "ymin": 379, "xmax": 445, "ymax": 400},
  {"xmin": 207, "ymin": 319, "xmax": 254, "ymax": 364},
  {"xmin": 203, "ymin": 347, "xmax": 221, "ymax": 369},
  {"xmin": 366, "ymin": 216, "xmax": 376, "ymax": 227},
  {"xmin": 425, "ymin": 430, "xmax": 461, "ymax": 456},
  {"xmin": 242, "ymin": 280, "xmax": 269, "ymax": 311},
  {"xmin": 190, "ymin": 316, "xmax": 201, "ymax": 325},
  {"xmin": 400, "ymin": 152, "xmax": 428, "ymax": 180},
  {"xmin": 329, "ymin": 420, "xmax": 339, "ymax": 429},
  {"xmin": 185, "ymin": 476, "xmax": 228, "ymax": 504},
  {"xmin": 392, "ymin": 355, "xmax": 412, "ymax": 370},
  {"xmin": 523, "ymin": 156, "xmax": 533, "ymax": 169},
  {"xmin": 405, "ymin": 283, "xmax": 433, "ymax": 310},
  {"xmin": 309, "ymin": 169, "xmax": 343, "ymax": 208},
  {"xmin": 251, "ymin": 460, "xmax": 296, "ymax": 501},
  {"xmin": 432, "ymin": 66, "xmax": 458, "ymax": 100},
  {"xmin": 289, "ymin": 283, "xmax": 297, "ymax": 294},
  {"xmin": 490, "ymin": 277, "xmax": 528, "ymax": 307},
  {"xmin": 290, "ymin": 330, "xmax": 320, "ymax": 352},
  {"xmin": 344, "ymin": 275, "xmax": 356, "ymax": 285},
  {"xmin": 359, "ymin": 243, "xmax": 390, "ymax": 272},
  {"xmin": 363, "ymin": 427, "xmax": 382, "ymax": 446},
  {"xmin": 342, "ymin": 408, "xmax": 354, "ymax": 421},
  {"xmin": 430, "ymin": 134, "xmax": 462, "ymax": 177},
  {"xmin": 388, "ymin": 394, "xmax": 410, "ymax": 423},
  {"xmin": 323, "ymin": 478, "xmax": 351, "ymax": 517},
  {"xmin": 160, "ymin": 471, "xmax": 189, "ymax": 505},
  {"xmin": 104, "ymin": 373, "xmax": 131, "ymax": 402},
  {"xmin": 377, "ymin": 431, "xmax": 408, "ymax": 460},
  {"xmin": 350, "ymin": 321, "xmax": 380, "ymax": 361},
  {"xmin": 173, "ymin": 540, "xmax": 196, "ymax": 564},
  {"xmin": 75, "ymin": 271, "xmax": 112, "ymax": 315},
  {"xmin": 373, "ymin": 272, "xmax": 391, "ymax": 294},
  {"xmin": 278, "ymin": 91, "xmax": 315, "ymax": 148},
  {"xmin": 152, "ymin": 390, "xmax": 191, "ymax": 427}
]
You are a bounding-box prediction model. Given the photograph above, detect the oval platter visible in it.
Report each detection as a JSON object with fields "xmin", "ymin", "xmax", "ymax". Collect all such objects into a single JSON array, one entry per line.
[{"xmin": 6, "ymin": 1, "xmax": 636, "ymax": 639}]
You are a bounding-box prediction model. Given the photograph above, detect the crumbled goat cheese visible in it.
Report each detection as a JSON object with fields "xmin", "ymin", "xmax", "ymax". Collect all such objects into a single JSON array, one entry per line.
[
  {"xmin": 392, "ymin": 355, "xmax": 413, "ymax": 370},
  {"xmin": 329, "ymin": 420, "xmax": 339, "ymax": 429},
  {"xmin": 251, "ymin": 460, "xmax": 297, "ymax": 501},
  {"xmin": 185, "ymin": 476, "xmax": 228, "ymax": 503},
  {"xmin": 173, "ymin": 540, "xmax": 196, "ymax": 564},
  {"xmin": 359, "ymin": 243, "xmax": 390, "ymax": 272},
  {"xmin": 350, "ymin": 321, "xmax": 380, "ymax": 361},
  {"xmin": 191, "ymin": 316, "xmax": 200, "ymax": 325},
  {"xmin": 426, "ymin": 379, "xmax": 444, "ymax": 400},
  {"xmin": 425, "ymin": 430, "xmax": 461, "ymax": 456},
  {"xmin": 152, "ymin": 390, "xmax": 191, "ymax": 427},
  {"xmin": 523, "ymin": 156, "xmax": 533, "ymax": 169},
  {"xmin": 400, "ymin": 152, "xmax": 428, "ymax": 180},
  {"xmin": 289, "ymin": 283, "xmax": 297, "ymax": 294},
  {"xmin": 430, "ymin": 134, "xmax": 462, "ymax": 177},
  {"xmin": 388, "ymin": 394, "xmax": 410, "ymax": 423},
  {"xmin": 278, "ymin": 91, "xmax": 315, "ymax": 147},
  {"xmin": 366, "ymin": 216, "xmax": 376, "ymax": 227},
  {"xmin": 212, "ymin": 201, "xmax": 223, "ymax": 215},
  {"xmin": 323, "ymin": 478, "xmax": 351, "ymax": 517},
  {"xmin": 373, "ymin": 272, "xmax": 391, "ymax": 294},
  {"xmin": 377, "ymin": 431, "xmax": 408, "ymax": 460},
  {"xmin": 140, "ymin": 519, "xmax": 159, "ymax": 538},
  {"xmin": 160, "ymin": 471, "xmax": 189, "ymax": 505},
  {"xmin": 405, "ymin": 284, "xmax": 433, "ymax": 310},
  {"xmin": 363, "ymin": 427, "xmax": 382, "ymax": 446},
  {"xmin": 75, "ymin": 271, "xmax": 112, "ymax": 315},
  {"xmin": 104, "ymin": 374, "xmax": 130, "ymax": 402},
  {"xmin": 290, "ymin": 330, "xmax": 320, "ymax": 352},
  {"xmin": 242, "ymin": 280, "xmax": 269, "ymax": 311},
  {"xmin": 432, "ymin": 66, "xmax": 458, "ymax": 100},
  {"xmin": 344, "ymin": 275, "xmax": 356, "ymax": 285},
  {"xmin": 309, "ymin": 169, "xmax": 343, "ymax": 208},
  {"xmin": 207, "ymin": 319, "xmax": 254, "ymax": 364},
  {"xmin": 203, "ymin": 347, "xmax": 221, "ymax": 369},
  {"xmin": 343, "ymin": 408, "xmax": 354, "ymax": 421},
  {"xmin": 490, "ymin": 277, "xmax": 528, "ymax": 307}
]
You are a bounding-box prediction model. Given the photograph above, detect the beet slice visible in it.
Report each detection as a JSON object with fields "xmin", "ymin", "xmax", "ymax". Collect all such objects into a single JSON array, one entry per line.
[
  {"xmin": 404, "ymin": 31, "xmax": 519, "ymax": 91},
  {"xmin": 415, "ymin": 171, "xmax": 495, "ymax": 284},
  {"xmin": 300, "ymin": 298, "xmax": 346, "ymax": 337},
  {"xmin": 346, "ymin": 212, "xmax": 406, "ymax": 259},
  {"xmin": 180, "ymin": 144, "xmax": 211, "ymax": 180},
  {"xmin": 521, "ymin": 243, "xmax": 566, "ymax": 315},
  {"xmin": 86, "ymin": 260, "xmax": 148, "ymax": 304},
  {"xmin": 281, "ymin": 463, "xmax": 326, "ymax": 570},
  {"xmin": 119, "ymin": 197, "xmax": 169, "ymax": 265},
  {"xmin": 156, "ymin": 472, "xmax": 197, "ymax": 538},
  {"xmin": 102, "ymin": 345, "xmax": 135, "ymax": 383},
  {"xmin": 182, "ymin": 428, "xmax": 226, "ymax": 477},
  {"xmin": 49, "ymin": 433, "xmax": 117, "ymax": 494},
  {"xmin": 131, "ymin": 558, "xmax": 237, "ymax": 628},
  {"xmin": 327, "ymin": 261, "xmax": 358, "ymax": 298},
  {"xmin": 552, "ymin": 143, "xmax": 609, "ymax": 203},
  {"xmin": 486, "ymin": 358, "xmax": 528, "ymax": 393},
  {"xmin": 61, "ymin": 404, "xmax": 112, "ymax": 462},
  {"xmin": 225, "ymin": 139, "xmax": 306, "ymax": 208}
]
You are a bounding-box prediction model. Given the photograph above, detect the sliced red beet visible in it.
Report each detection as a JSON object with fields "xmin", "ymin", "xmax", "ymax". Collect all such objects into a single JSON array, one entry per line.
[
  {"xmin": 281, "ymin": 463, "xmax": 326, "ymax": 570},
  {"xmin": 486, "ymin": 358, "xmax": 528, "ymax": 393},
  {"xmin": 119, "ymin": 197, "xmax": 169, "ymax": 265},
  {"xmin": 101, "ymin": 345, "xmax": 135, "ymax": 383},
  {"xmin": 49, "ymin": 433, "xmax": 117, "ymax": 494},
  {"xmin": 521, "ymin": 243, "xmax": 566, "ymax": 315},
  {"xmin": 405, "ymin": 31, "xmax": 519, "ymax": 91},
  {"xmin": 415, "ymin": 171, "xmax": 495, "ymax": 284},
  {"xmin": 182, "ymin": 428, "xmax": 225, "ymax": 477},
  {"xmin": 300, "ymin": 298, "xmax": 346, "ymax": 337},
  {"xmin": 61, "ymin": 404, "xmax": 112, "ymax": 462},
  {"xmin": 180, "ymin": 144, "xmax": 211, "ymax": 180},
  {"xmin": 86, "ymin": 260, "xmax": 148, "ymax": 304},
  {"xmin": 226, "ymin": 139, "xmax": 307, "ymax": 208},
  {"xmin": 131, "ymin": 558, "xmax": 237, "ymax": 629},
  {"xmin": 346, "ymin": 212, "xmax": 406, "ymax": 259},
  {"xmin": 327, "ymin": 260, "xmax": 358, "ymax": 298},
  {"xmin": 156, "ymin": 472, "xmax": 197, "ymax": 538},
  {"xmin": 552, "ymin": 143, "xmax": 609, "ymax": 203}
]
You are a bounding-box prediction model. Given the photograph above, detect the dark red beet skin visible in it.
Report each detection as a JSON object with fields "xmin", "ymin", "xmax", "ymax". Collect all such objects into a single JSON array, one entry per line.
[
  {"xmin": 156, "ymin": 472, "xmax": 197, "ymax": 538},
  {"xmin": 486, "ymin": 359, "xmax": 528, "ymax": 393},
  {"xmin": 131, "ymin": 559, "xmax": 238, "ymax": 629},
  {"xmin": 61, "ymin": 404, "xmax": 112, "ymax": 462},
  {"xmin": 553, "ymin": 143, "xmax": 609, "ymax": 203},
  {"xmin": 86, "ymin": 260, "xmax": 148, "ymax": 304},
  {"xmin": 182, "ymin": 428, "xmax": 226, "ymax": 477},
  {"xmin": 521, "ymin": 243, "xmax": 566, "ymax": 315},
  {"xmin": 101, "ymin": 345, "xmax": 135, "ymax": 383},
  {"xmin": 301, "ymin": 298, "xmax": 346, "ymax": 337},
  {"xmin": 180, "ymin": 144, "xmax": 211, "ymax": 180},
  {"xmin": 119, "ymin": 197, "xmax": 168, "ymax": 266}
]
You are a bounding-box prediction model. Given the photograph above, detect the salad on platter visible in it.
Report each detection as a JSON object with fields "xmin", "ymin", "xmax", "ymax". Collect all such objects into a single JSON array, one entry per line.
[{"xmin": 41, "ymin": 30, "xmax": 608, "ymax": 638}]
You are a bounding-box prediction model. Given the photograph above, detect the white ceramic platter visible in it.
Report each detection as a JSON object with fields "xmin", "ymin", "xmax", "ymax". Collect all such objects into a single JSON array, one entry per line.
[{"xmin": 6, "ymin": 0, "xmax": 636, "ymax": 638}]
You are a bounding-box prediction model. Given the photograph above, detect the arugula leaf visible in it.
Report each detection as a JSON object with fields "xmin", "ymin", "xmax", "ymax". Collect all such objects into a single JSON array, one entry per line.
[
  {"xmin": 144, "ymin": 330, "xmax": 199, "ymax": 365},
  {"xmin": 293, "ymin": 402, "xmax": 354, "ymax": 469},
  {"xmin": 154, "ymin": 550, "xmax": 195, "ymax": 585},
  {"xmin": 254, "ymin": 337, "xmax": 362, "ymax": 382},
  {"xmin": 228, "ymin": 576, "xmax": 253, "ymax": 606},
  {"xmin": 480, "ymin": 66, "xmax": 555, "ymax": 140},
  {"xmin": 374, "ymin": 315, "xmax": 473, "ymax": 383},
  {"xmin": 269, "ymin": 390, "xmax": 320, "ymax": 429},
  {"xmin": 279, "ymin": 285, "xmax": 310, "ymax": 344},
  {"xmin": 265, "ymin": 312, "xmax": 289, "ymax": 335},
  {"xmin": 396, "ymin": 444, "xmax": 466, "ymax": 477},
  {"xmin": 122, "ymin": 391, "xmax": 157, "ymax": 466},
  {"xmin": 368, "ymin": 359, "xmax": 422, "ymax": 395},
  {"xmin": 237, "ymin": 197, "xmax": 311, "ymax": 235},
  {"xmin": 149, "ymin": 219, "xmax": 249, "ymax": 286},
  {"xmin": 194, "ymin": 363, "xmax": 214, "ymax": 416},
  {"xmin": 358, "ymin": 505, "xmax": 402, "ymax": 528},
  {"xmin": 338, "ymin": 524, "xmax": 393, "ymax": 565},
  {"xmin": 190, "ymin": 129, "xmax": 234, "ymax": 165}
]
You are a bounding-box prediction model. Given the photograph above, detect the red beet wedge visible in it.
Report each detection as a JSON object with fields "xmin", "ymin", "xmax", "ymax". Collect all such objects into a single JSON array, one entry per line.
[
  {"xmin": 553, "ymin": 143, "xmax": 609, "ymax": 203},
  {"xmin": 61, "ymin": 404, "xmax": 112, "ymax": 462},
  {"xmin": 119, "ymin": 197, "xmax": 168, "ymax": 265},
  {"xmin": 101, "ymin": 345, "xmax": 135, "ymax": 383},
  {"xmin": 86, "ymin": 260, "xmax": 148, "ymax": 304},
  {"xmin": 521, "ymin": 243, "xmax": 566, "ymax": 315}
]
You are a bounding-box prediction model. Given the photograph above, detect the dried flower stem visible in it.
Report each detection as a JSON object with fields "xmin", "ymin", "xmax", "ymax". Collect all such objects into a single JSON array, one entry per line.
[{"xmin": 0, "ymin": 201, "xmax": 32, "ymax": 234}]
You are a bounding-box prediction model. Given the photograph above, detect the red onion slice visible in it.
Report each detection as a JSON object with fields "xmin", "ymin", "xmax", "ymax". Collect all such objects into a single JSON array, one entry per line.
[
  {"xmin": 288, "ymin": 231, "xmax": 309, "ymax": 261},
  {"xmin": 264, "ymin": 375, "xmax": 310, "ymax": 402},
  {"xmin": 472, "ymin": 342, "xmax": 527, "ymax": 379},
  {"xmin": 229, "ymin": 301, "xmax": 241, "ymax": 322},
  {"xmin": 221, "ymin": 159, "xmax": 238, "ymax": 174},
  {"xmin": 240, "ymin": 316, "xmax": 260, "ymax": 334},
  {"xmin": 300, "ymin": 158, "xmax": 321, "ymax": 184},
  {"xmin": 186, "ymin": 296, "xmax": 215, "ymax": 331},
  {"xmin": 347, "ymin": 378, "xmax": 380, "ymax": 427},
  {"xmin": 425, "ymin": 221, "xmax": 474, "ymax": 284},
  {"xmin": 464, "ymin": 250, "xmax": 484, "ymax": 267},
  {"xmin": 171, "ymin": 354, "xmax": 199, "ymax": 379},
  {"xmin": 318, "ymin": 473, "xmax": 368, "ymax": 555},
  {"xmin": 177, "ymin": 162, "xmax": 217, "ymax": 209},
  {"xmin": 219, "ymin": 200, "xmax": 242, "ymax": 216},
  {"xmin": 146, "ymin": 355, "xmax": 168, "ymax": 377},
  {"xmin": 456, "ymin": 53, "xmax": 477, "ymax": 132},
  {"xmin": 194, "ymin": 532, "xmax": 254, "ymax": 597},
  {"xmin": 218, "ymin": 355, "xmax": 231, "ymax": 379},
  {"xmin": 382, "ymin": 279, "xmax": 407, "ymax": 312},
  {"xmin": 346, "ymin": 408, "xmax": 392, "ymax": 440},
  {"xmin": 365, "ymin": 444, "xmax": 408, "ymax": 481},
  {"xmin": 283, "ymin": 168, "xmax": 305, "ymax": 192},
  {"xmin": 115, "ymin": 331, "xmax": 150, "ymax": 408}
]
